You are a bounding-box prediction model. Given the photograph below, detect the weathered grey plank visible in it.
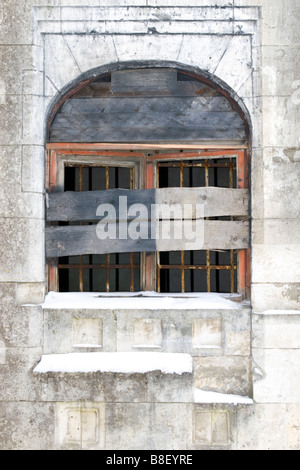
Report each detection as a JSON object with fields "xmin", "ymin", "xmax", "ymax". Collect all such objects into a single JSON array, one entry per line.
[
  {"xmin": 47, "ymin": 189, "xmax": 156, "ymax": 222},
  {"xmin": 156, "ymin": 187, "xmax": 249, "ymax": 218},
  {"xmin": 50, "ymin": 127, "xmax": 245, "ymax": 143},
  {"xmin": 45, "ymin": 220, "xmax": 249, "ymax": 258},
  {"xmin": 111, "ymin": 69, "xmax": 178, "ymax": 93},
  {"xmin": 60, "ymin": 97, "xmax": 234, "ymax": 115},
  {"xmin": 157, "ymin": 220, "xmax": 249, "ymax": 251},
  {"xmin": 46, "ymin": 224, "xmax": 156, "ymax": 258},
  {"xmin": 71, "ymin": 80, "xmax": 220, "ymax": 99},
  {"xmin": 47, "ymin": 187, "xmax": 249, "ymax": 222}
]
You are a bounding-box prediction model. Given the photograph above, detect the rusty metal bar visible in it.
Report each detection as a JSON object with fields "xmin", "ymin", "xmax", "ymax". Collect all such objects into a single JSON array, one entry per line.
[
  {"xmin": 181, "ymin": 251, "xmax": 185, "ymax": 293},
  {"xmin": 58, "ymin": 263, "xmax": 140, "ymax": 269},
  {"xmin": 158, "ymin": 264, "xmax": 237, "ymax": 271},
  {"xmin": 79, "ymin": 166, "xmax": 84, "ymax": 292}
]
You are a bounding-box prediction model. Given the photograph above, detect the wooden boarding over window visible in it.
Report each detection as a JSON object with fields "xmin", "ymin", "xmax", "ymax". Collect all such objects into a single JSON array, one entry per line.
[
  {"xmin": 46, "ymin": 187, "xmax": 249, "ymax": 258},
  {"xmin": 47, "ymin": 187, "xmax": 249, "ymax": 221}
]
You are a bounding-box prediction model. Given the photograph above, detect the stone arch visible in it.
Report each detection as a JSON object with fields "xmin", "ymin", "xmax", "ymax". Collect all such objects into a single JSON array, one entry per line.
[{"xmin": 46, "ymin": 61, "xmax": 251, "ymax": 146}]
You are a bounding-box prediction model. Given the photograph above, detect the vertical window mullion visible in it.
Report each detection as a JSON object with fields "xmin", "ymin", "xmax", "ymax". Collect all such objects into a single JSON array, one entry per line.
[{"xmin": 105, "ymin": 166, "xmax": 110, "ymax": 293}]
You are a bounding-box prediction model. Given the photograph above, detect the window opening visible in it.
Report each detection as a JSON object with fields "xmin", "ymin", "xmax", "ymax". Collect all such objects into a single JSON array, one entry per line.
[
  {"xmin": 58, "ymin": 164, "xmax": 141, "ymax": 293},
  {"xmin": 156, "ymin": 157, "xmax": 238, "ymax": 294}
]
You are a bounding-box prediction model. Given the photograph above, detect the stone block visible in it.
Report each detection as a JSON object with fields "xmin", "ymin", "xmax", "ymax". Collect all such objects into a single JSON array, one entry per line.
[
  {"xmin": 0, "ymin": 218, "xmax": 45, "ymax": 283},
  {"xmin": 262, "ymin": 46, "xmax": 300, "ymax": 97},
  {"xmin": 262, "ymin": 148, "xmax": 300, "ymax": 219},
  {"xmin": 148, "ymin": 0, "xmax": 233, "ymax": 5},
  {"xmin": 150, "ymin": 403, "xmax": 192, "ymax": 450},
  {"xmin": 259, "ymin": 0, "xmax": 300, "ymax": 46},
  {"xmin": 0, "ymin": 332, "xmax": 6, "ymax": 365},
  {"xmin": 194, "ymin": 356, "xmax": 251, "ymax": 396},
  {"xmin": 55, "ymin": 402, "xmax": 105, "ymax": 450},
  {"xmin": 177, "ymin": 35, "xmax": 232, "ymax": 74},
  {"xmin": 0, "ymin": 305, "xmax": 42, "ymax": 348},
  {"xmin": 22, "ymin": 94, "xmax": 46, "ymax": 146},
  {"xmin": 225, "ymin": 331, "xmax": 251, "ymax": 356},
  {"xmin": 0, "ymin": 347, "xmax": 43, "ymax": 401},
  {"xmin": 0, "ymin": 95, "xmax": 22, "ymax": 145},
  {"xmin": 0, "ymin": 45, "xmax": 35, "ymax": 95},
  {"xmin": 214, "ymin": 35, "xmax": 253, "ymax": 98},
  {"xmin": 16, "ymin": 282, "xmax": 45, "ymax": 305},
  {"xmin": 252, "ymin": 219, "xmax": 300, "ymax": 246},
  {"xmin": 133, "ymin": 318, "xmax": 163, "ymax": 349},
  {"xmin": 72, "ymin": 318, "xmax": 103, "ymax": 349},
  {"xmin": 44, "ymin": 34, "xmax": 81, "ymax": 93},
  {"xmin": 64, "ymin": 35, "xmax": 118, "ymax": 75},
  {"xmin": 251, "ymin": 282, "xmax": 300, "ymax": 312},
  {"xmin": 236, "ymin": 404, "xmax": 286, "ymax": 450},
  {"xmin": 113, "ymin": 34, "xmax": 183, "ymax": 63},
  {"xmin": 263, "ymin": 97, "xmax": 300, "ymax": 148},
  {"xmin": 193, "ymin": 407, "xmax": 231, "ymax": 448},
  {"xmin": 43, "ymin": 309, "xmax": 116, "ymax": 354},
  {"xmin": 105, "ymin": 403, "xmax": 192, "ymax": 450},
  {"xmin": 192, "ymin": 318, "xmax": 222, "ymax": 349},
  {"xmin": 252, "ymin": 312, "xmax": 300, "ymax": 349},
  {"xmin": 286, "ymin": 404, "xmax": 300, "ymax": 450},
  {"xmin": 0, "ymin": 3, "xmax": 33, "ymax": 45},
  {"xmin": 252, "ymin": 244, "xmax": 300, "ymax": 284},
  {"xmin": 253, "ymin": 349, "xmax": 300, "ymax": 403},
  {"xmin": 146, "ymin": 371, "xmax": 193, "ymax": 403},
  {"xmin": 22, "ymin": 146, "xmax": 45, "ymax": 194},
  {"xmin": 0, "ymin": 401, "xmax": 55, "ymax": 450}
]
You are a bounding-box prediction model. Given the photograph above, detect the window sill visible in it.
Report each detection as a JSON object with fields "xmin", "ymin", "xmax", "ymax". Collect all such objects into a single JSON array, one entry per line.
[{"xmin": 42, "ymin": 291, "xmax": 249, "ymax": 310}]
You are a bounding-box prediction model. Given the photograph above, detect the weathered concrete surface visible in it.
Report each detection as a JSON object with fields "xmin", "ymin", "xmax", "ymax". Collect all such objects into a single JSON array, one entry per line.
[{"xmin": 0, "ymin": 0, "xmax": 299, "ymax": 450}]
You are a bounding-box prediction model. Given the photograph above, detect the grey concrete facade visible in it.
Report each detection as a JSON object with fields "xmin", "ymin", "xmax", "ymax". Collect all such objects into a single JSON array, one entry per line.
[{"xmin": 0, "ymin": 0, "xmax": 299, "ymax": 450}]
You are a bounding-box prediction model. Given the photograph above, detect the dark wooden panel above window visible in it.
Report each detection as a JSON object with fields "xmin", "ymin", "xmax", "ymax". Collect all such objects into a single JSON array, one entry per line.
[{"xmin": 49, "ymin": 68, "xmax": 247, "ymax": 144}]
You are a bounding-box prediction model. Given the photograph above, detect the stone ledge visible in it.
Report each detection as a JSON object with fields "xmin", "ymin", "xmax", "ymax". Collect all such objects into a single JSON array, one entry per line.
[
  {"xmin": 42, "ymin": 291, "xmax": 248, "ymax": 310},
  {"xmin": 33, "ymin": 351, "xmax": 193, "ymax": 375}
]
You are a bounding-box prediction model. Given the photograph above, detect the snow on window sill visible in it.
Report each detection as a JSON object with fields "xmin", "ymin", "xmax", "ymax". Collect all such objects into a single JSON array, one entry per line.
[{"xmin": 41, "ymin": 291, "xmax": 248, "ymax": 310}]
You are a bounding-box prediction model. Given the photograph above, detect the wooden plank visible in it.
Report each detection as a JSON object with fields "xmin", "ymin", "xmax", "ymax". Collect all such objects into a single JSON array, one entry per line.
[
  {"xmin": 60, "ymin": 96, "xmax": 234, "ymax": 115},
  {"xmin": 50, "ymin": 126, "xmax": 245, "ymax": 143},
  {"xmin": 111, "ymin": 69, "xmax": 178, "ymax": 93},
  {"xmin": 47, "ymin": 188, "xmax": 156, "ymax": 222},
  {"xmin": 46, "ymin": 143, "xmax": 248, "ymax": 151},
  {"xmin": 45, "ymin": 220, "xmax": 249, "ymax": 258},
  {"xmin": 47, "ymin": 187, "xmax": 249, "ymax": 222},
  {"xmin": 157, "ymin": 220, "xmax": 249, "ymax": 251},
  {"xmin": 46, "ymin": 224, "xmax": 156, "ymax": 258},
  {"xmin": 156, "ymin": 187, "xmax": 249, "ymax": 218}
]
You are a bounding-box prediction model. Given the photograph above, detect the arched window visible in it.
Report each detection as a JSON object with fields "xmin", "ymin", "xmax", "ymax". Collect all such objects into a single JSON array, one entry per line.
[{"xmin": 46, "ymin": 64, "xmax": 250, "ymax": 297}]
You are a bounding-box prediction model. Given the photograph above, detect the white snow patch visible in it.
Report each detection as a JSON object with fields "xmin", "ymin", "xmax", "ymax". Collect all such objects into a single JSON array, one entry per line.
[
  {"xmin": 194, "ymin": 389, "xmax": 253, "ymax": 405},
  {"xmin": 33, "ymin": 352, "xmax": 193, "ymax": 375},
  {"xmin": 42, "ymin": 291, "xmax": 242, "ymax": 310}
]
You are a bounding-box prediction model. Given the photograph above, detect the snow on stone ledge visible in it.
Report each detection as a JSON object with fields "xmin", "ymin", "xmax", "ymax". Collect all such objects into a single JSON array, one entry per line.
[
  {"xmin": 194, "ymin": 389, "xmax": 253, "ymax": 405},
  {"xmin": 33, "ymin": 352, "xmax": 193, "ymax": 375},
  {"xmin": 42, "ymin": 291, "xmax": 244, "ymax": 310}
]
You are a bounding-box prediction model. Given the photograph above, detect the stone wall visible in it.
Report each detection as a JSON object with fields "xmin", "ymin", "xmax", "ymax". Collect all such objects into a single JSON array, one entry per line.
[{"xmin": 0, "ymin": 0, "xmax": 299, "ymax": 450}]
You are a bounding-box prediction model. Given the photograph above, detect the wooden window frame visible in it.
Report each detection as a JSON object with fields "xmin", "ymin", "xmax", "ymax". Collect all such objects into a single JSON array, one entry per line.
[{"xmin": 46, "ymin": 143, "xmax": 250, "ymax": 298}]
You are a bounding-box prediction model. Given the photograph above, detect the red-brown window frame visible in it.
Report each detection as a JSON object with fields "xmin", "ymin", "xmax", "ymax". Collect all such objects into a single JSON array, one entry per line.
[{"xmin": 46, "ymin": 143, "xmax": 250, "ymax": 298}]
